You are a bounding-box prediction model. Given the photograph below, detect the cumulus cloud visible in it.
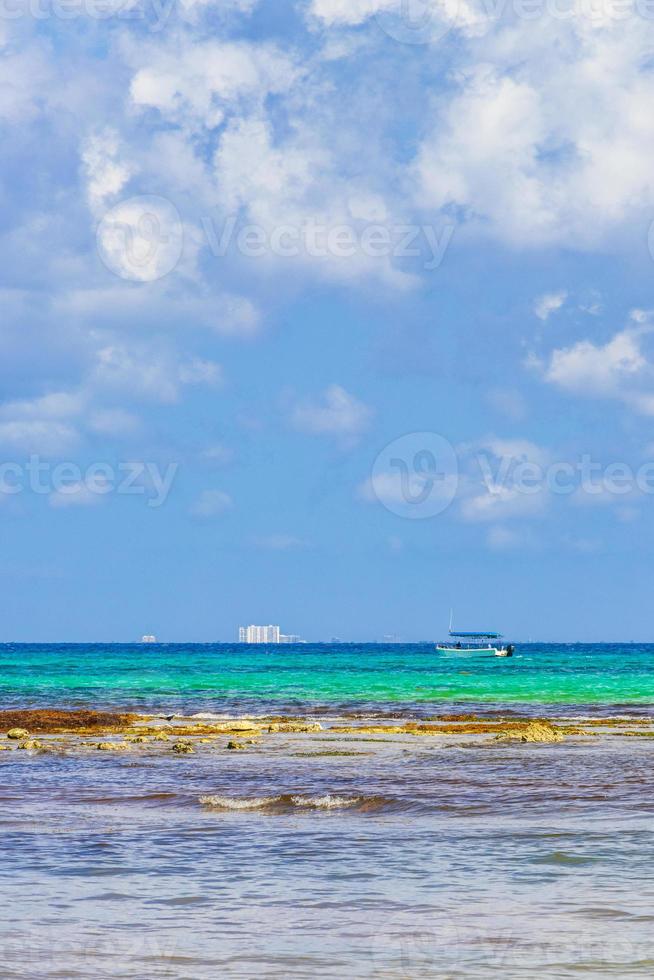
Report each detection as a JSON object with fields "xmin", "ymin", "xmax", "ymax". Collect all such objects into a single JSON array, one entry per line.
[
  {"xmin": 213, "ymin": 116, "xmax": 414, "ymax": 288},
  {"xmin": 129, "ymin": 40, "xmax": 300, "ymax": 129},
  {"xmin": 533, "ymin": 319, "xmax": 654, "ymax": 414},
  {"xmin": 0, "ymin": 392, "xmax": 84, "ymax": 421},
  {"xmin": 0, "ymin": 420, "xmax": 79, "ymax": 456},
  {"xmin": 534, "ymin": 291, "xmax": 567, "ymax": 321},
  {"xmin": 0, "ymin": 391, "xmax": 84, "ymax": 455},
  {"xmin": 461, "ymin": 482, "xmax": 545, "ymax": 523},
  {"xmin": 81, "ymin": 130, "xmax": 132, "ymax": 214},
  {"xmin": 412, "ymin": 22, "xmax": 654, "ymax": 248},
  {"xmin": 90, "ymin": 343, "xmax": 222, "ymax": 404},
  {"xmin": 291, "ymin": 385, "xmax": 373, "ymax": 443}
]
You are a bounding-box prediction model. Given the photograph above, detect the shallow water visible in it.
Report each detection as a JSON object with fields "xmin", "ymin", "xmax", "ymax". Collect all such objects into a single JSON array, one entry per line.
[{"xmin": 2, "ymin": 644, "xmax": 654, "ymax": 977}]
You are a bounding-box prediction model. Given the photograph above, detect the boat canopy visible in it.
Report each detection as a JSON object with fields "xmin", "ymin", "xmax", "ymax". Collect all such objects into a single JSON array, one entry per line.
[{"xmin": 449, "ymin": 631, "xmax": 503, "ymax": 639}]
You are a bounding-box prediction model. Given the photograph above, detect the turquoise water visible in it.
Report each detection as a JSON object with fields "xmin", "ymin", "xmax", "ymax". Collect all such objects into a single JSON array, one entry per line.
[
  {"xmin": 2, "ymin": 643, "xmax": 654, "ymax": 711},
  {"xmin": 3, "ymin": 643, "xmax": 654, "ymax": 978}
]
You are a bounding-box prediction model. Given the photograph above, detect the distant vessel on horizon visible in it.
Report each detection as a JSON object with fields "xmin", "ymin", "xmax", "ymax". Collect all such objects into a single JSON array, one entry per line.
[
  {"xmin": 437, "ymin": 613, "xmax": 514, "ymax": 657},
  {"xmin": 141, "ymin": 634, "xmax": 157, "ymax": 644}
]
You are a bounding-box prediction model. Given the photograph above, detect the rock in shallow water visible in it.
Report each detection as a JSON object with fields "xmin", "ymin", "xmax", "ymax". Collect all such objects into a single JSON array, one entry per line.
[
  {"xmin": 266, "ymin": 722, "xmax": 323, "ymax": 733},
  {"xmin": 172, "ymin": 742, "xmax": 194, "ymax": 754},
  {"xmin": 7, "ymin": 728, "xmax": 29, "ymax": 740},
  {"xmin": 495, "ymin": 721, "xmax": 564, "ymax": 743},
  {"xmin": 18, "ymin": 739, "xmax": 42, "ymax": 751}
]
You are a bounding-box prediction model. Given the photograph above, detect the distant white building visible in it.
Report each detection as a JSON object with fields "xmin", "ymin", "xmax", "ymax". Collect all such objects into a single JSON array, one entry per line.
[
  {"xmin": 238, "ymin": 625, "xmax": 301, "ymax": 644},
  {"xmin": 239, "ymin": 625, "xmax": 280, "ymax": 644}
]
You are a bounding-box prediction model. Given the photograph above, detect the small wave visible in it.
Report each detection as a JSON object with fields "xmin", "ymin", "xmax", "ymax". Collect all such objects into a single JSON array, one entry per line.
[
  {"xmin": 199, "ymin": 793, "xmax": 389, "ymax": 812},
  {"xmin": 290, "ymin": 794, "xmax": 359, "ymax": 809},
  {"xmin": 199, "ymin": 795, "xmax": 281, "ymax": 810}
]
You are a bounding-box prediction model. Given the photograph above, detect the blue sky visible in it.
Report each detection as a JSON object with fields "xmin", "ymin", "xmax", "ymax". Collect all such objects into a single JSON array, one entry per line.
[{"xmin": 3, "ymin": 0, "xmax": 654, "ymax": 640}]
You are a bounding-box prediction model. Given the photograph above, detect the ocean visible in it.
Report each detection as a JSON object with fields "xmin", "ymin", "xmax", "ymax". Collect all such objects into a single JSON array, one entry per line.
[{"xmin": 1, "ymin": 643, "xmax": 654, "ymax": 978}]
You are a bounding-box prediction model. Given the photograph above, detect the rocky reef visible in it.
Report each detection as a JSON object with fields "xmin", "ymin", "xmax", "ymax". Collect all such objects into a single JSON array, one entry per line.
[{"xmin": 0, "ymin": 709, "xmax": 651, "ymax": 758}]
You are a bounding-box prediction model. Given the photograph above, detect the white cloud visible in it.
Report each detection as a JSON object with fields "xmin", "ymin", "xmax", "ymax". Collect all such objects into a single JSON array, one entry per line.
[
  {"xmin": 291, "ymin": 384, "xmax": 373, "ymax": 442},
  {"xmin": 213, "ymin": 116, "xmax": 414, "ymax": 288},
  {"xmin": 545, "ymin": 330, "xmax": 644, "ymax": 392},
  {"xmin": 0, "ymin": 42, "xmax": 53, "ymax": 124},
  {"xmin": 474, "ymin": 437, "xmax": 551, "ymax": 469},
  {"xmin": 0, "ymin": 420, "xmax": 79, "ymax": 456},
  {"xmin": 129, "ymin": 41, "xmax": 300, "ymax": 129},
  {"xmin": 0, "ymin": 389, "xmax": 85, "ymax": 455},
  {"xmin": 0, "ymin": 391, "xmax": 84, "ymax": 421},
  {"xmin": 189, "ymin": 489, "xmax": 233, "ymax": 518},
  {"xmin": 534, "ymin": 323, "xmax": 654, "ymax": 414},
  {"xmin": 412, "ymin": 24, "xmax": 654, "ymax": 248},
  {"xmin": 534, "ymin": 291, "xmax": 567, "ymax": 321},
  {"xmin": 178, "ymin": 358, "xmax": 223, "ymax": 386},
  {"xmin": 54, "ymin": 286, "xmax": 261, "ymax": 340},
  {"xmin": 308, "ymin": 0, "xmax": 477, "ymax": 32},
  {"xmin": 81, "ymin": 130, "xmax": 132, "ymax": 214},
  {"xmin": 90, "ymin": 343, "xmax": 221, "ymax": 403},
  {"xmin": 308, "ymin": 0, "xmax": 394, "ymax": 25},
  {"xmin": 460, "ymin": 483, "xmax": 545, "ymax": 523}
]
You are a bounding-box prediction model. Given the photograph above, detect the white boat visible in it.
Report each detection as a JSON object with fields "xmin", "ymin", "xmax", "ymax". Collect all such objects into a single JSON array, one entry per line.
[{"xmin": 436, "ymin": 622, "xmax": 514, "ymax": 657}]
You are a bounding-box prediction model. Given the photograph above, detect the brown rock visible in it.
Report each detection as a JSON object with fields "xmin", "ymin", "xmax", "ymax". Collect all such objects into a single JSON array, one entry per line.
[
  {"xmin": 172, "ymin": 742, "xmax": 194, "ymax": 754},
  {"xmin": 495, "ymin": 721, "xmax": 564, "ymax": 743},
  {"xmin": 0, "ymin": 710, "xmax": 136, "ymax": 734},
  {"xmin": 266, "ymin": 722, "xmax": 323, "ymax": 733}
]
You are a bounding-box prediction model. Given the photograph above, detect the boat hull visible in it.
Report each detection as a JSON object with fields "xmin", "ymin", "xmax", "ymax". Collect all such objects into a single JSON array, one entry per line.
[{"xmin": 436, "ymin": 645, "xmax": 512, "ymax": 657}]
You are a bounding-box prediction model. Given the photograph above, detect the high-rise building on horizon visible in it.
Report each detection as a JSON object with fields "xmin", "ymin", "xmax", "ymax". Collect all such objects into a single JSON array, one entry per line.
[
  {"xmin": 238, "ymin": 625, "xmax": 302, "ymax": 644},
  {"xmin": 239, "ymin": 625, "xmax": 281, "ymax": 644}
]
